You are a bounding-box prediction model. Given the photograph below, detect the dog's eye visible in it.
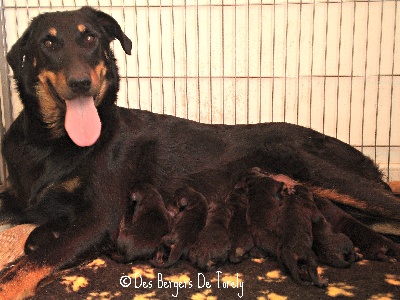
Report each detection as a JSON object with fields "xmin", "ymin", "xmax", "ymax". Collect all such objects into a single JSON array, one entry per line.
[
  {"xmin": 44, "ymin": 40, "xmax": 53, "ymax": 49},
  {"xmin": 42, "ymin": 39, "xmax": 61, "ymax": 51},
  {"xmin": 83, "ymin": 34, "xmax": 97, "ymax": 47}
]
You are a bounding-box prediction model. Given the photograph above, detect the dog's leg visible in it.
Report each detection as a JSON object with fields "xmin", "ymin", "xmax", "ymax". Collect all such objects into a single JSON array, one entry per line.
[
  {"xmin": 314, "ymin": 197, "xmax": 400, "ymax": 262},
  {"xmin": 262, "ymin": 142, "xmax": 400, "ymax": 223},
  {"xmin": 0, "ymin": 213, "xmax": 111, "ymax": 299},
  {"xmin": 300, "ymin": 153, "xmax": 400, "ymax": 222}
]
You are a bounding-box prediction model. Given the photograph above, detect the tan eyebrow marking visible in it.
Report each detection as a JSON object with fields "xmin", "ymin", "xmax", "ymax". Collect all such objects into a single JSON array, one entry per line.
[
  {"xmin": 77, "ymin": 24, "xmax": 86, "ymax": 32},
  {"xmin": 48, "ymin": 27, "xmax": 57, "ymax": 36}
]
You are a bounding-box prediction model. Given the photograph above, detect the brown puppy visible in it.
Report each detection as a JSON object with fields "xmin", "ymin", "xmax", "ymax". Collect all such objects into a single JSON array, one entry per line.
[
  {"xmin": 244, "ymin": 168, "xmax": 283, "ymax": 257},
  {"xmin": 226, "ymin": 186, "xmax": 254, "ymax": 263},
  {"xmin": 314, "ymin": 196, "xmax": 400, "ymax": 262},
  {"xmin": 312, "ymin": 213, "xmax": 357, "ymax": 268},
  {"xmin": 277, "ymin": 185, "xmax": 327, "ymax": 287},
  {"xmin": 112, "ymin": 184, "xmax": 171, "ymax": 262},
  {"xmin": 188, "ymin": 201, "xmax": 232, "ymax": 270},
  {"xmin": 152, "ymin": 187, "xmax": 208, "ymax": 267}
]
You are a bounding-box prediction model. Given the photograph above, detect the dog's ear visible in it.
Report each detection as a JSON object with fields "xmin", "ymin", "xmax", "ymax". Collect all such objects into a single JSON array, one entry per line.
[
  {"xmin": 80, "ymin": 6, "xmax": 132, "ymax": 55},
  {"xmin": 6, "ymin": 28, "xmax": 32, "ymax": 79}
]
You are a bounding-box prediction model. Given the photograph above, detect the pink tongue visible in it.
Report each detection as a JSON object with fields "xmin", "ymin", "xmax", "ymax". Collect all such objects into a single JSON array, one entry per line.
[{"xmin": 65, "ymin": 97, "xmax": 101, "ymax": 147}]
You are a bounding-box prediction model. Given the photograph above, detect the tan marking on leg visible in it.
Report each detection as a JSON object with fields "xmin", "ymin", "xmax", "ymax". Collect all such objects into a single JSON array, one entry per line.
[
  {"xmin": 307, "ymin": 186, "xmax": 368, "ymax": 210},
  {"xmin": 0, "ymin": 258, "xmax": 53, "ymax": 299},
  {"xmin": 309, "ymin": 184, "xmax": 400, "ymax": 219}
]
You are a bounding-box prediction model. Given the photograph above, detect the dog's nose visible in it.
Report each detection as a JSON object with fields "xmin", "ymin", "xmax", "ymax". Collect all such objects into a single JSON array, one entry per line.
[{"xmin": 67, "ymin": 77, "xmax": 92, "ymax": 93}]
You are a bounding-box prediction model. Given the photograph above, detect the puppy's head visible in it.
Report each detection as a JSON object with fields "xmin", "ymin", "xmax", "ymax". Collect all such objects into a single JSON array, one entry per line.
[{"xmin": 7, "ymin": 6, "xmax": 132, "ymax": 146}]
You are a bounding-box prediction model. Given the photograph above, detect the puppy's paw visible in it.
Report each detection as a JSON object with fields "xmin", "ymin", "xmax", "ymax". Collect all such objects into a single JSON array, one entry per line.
[
  {"xmin": 360, "ymin": 235, "xmax": 400, "ymax": 262},
  {"xmin": 279, "ymin": 247, "xmax": 327, "ymax": 288},
  {"xmin": 229, "ymin": 234, "xmax": 254, "ymax": 263},
  {"xmin": 188, "ymin": 224, "xmax": 231, "ymax": 270},
  {"xmin": 151, "ymin": 233, "xmax": 186, "ymax": 268},
  {"xmin": 314, "ymin": 233, "xmax": 357, "ymax": 268}
]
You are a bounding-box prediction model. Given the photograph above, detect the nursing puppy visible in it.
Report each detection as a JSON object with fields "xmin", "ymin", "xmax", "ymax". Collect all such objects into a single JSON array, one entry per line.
[
  {"xmin": 226, "ymin": 186, "xmax": 254, "ymax": 263},
  {"xmin": 112, "ymin": 184, "xmax": 171, "ymax": 263},
  {"xmin": 314, "ymin": 196, "xmax": 400, "ymax": 262},
  {"xmin": 152, "ymin": 187, "xmax": 208, "ymax": 267},
  {"xmin": 244, "ymin": 169, "xmax": 283, "ymax": 257},
  {"xmin": 277, "ymin": 186, "xmax": 327, "ymax": 287},
  {"xmin": 188, "ymin": 201, "xmax": 232, "ymax": 270},
  {"xmin": 312, "ymin": 212, "xmax": 357, "ymax": 268}
]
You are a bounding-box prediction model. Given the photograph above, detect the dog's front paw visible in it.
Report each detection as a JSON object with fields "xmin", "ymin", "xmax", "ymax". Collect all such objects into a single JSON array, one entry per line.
[{"xmin": 188, "ymin": 223, "xmax": 231, "ymax": 270}]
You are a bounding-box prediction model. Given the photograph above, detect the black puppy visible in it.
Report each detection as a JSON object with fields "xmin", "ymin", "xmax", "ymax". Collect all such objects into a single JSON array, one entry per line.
[
  {"xmin": 152, "ymin": 186, "xmax": 208, "ymax": 267},
  {"xmin": 111, "ymin": 184, "xmax": 171, "ymax": 263}
]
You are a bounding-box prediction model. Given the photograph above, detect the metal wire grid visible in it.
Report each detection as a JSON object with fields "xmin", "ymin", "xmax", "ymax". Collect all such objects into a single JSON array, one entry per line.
[{"xmin": 0, "ymin": 0, "xmax": 399, "ymax": 182}]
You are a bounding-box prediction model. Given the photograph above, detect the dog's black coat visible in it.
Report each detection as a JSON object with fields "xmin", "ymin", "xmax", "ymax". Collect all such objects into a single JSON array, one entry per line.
[{"xmin": 1, "ymin": 6, "xmax": 400, "ymax": 298}]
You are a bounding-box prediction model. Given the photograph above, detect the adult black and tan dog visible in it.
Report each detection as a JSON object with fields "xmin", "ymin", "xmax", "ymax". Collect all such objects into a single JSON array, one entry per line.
[{"xmin": 1, "ymin": 6, "xmax": 400, "ymax": 299}]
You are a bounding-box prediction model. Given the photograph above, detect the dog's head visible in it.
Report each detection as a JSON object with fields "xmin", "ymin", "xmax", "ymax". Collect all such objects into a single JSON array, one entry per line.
[{"xmin": 7, "ymin": 6, "xmax": 132, "ymax": 146}]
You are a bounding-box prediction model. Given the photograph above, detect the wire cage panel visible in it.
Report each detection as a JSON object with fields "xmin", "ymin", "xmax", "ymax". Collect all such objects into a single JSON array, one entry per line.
[{"xmin": 0, "ymin": 0, "xmax": 399, "ymax": 182}]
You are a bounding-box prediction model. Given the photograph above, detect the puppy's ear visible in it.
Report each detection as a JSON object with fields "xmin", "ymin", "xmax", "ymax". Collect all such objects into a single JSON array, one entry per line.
[
  {"xmin": 80, "ymin": 6, "xmax": 132, "ymax": 55},
  {"xmin": 6, "ymin": 29, "xmax": 32, "ymax": 79}
]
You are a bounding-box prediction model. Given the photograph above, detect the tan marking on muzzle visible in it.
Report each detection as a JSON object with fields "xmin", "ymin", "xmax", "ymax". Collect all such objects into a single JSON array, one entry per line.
[
  {"xmin": 91, "ymin": 61, "xmax": 108, "ymax": 105},
  {"xmin": 36, "ymin": 70, "xmax": 67, "ymax": 136}
]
